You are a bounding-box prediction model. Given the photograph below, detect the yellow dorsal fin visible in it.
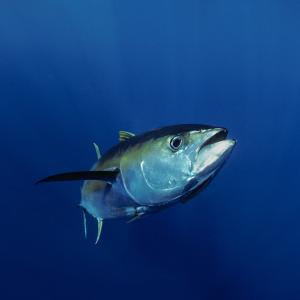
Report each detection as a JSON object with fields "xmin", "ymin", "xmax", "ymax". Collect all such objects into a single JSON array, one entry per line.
[
  {"xmin": 119, "ymin": 131, "xmax": 135, "ymax": 142},
  {"xmin": 93, "ymin": 142, "xmax": 101, "ymax": 159}
]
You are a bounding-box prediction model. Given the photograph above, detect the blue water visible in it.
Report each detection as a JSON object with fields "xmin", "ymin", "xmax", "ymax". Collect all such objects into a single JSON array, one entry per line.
[{"xmin": 1, "ymin": 1, "xmax": 300, "ymax": 299}]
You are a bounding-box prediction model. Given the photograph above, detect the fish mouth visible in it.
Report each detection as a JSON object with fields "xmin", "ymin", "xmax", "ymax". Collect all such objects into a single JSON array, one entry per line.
[
  {"xmin": 201, "ymin": 128, "xmax": 228, "ymax": 149},
  {"xmin": 184, "ymin": 127, "xmax": 236, "ymax": 196},
  {"xmin": 192, "ymin": 128, "xmax": 236, "ymax": 177}
]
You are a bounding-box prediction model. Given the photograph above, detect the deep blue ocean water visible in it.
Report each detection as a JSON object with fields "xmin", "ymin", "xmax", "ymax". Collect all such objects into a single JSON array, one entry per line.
[{"xmin": 1, "ymin": 1, "xmax": 300, "ymax": 299}]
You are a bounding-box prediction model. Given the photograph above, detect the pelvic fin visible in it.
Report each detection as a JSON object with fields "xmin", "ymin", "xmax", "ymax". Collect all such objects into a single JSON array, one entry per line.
[{"xmin": 127, "ymin": 214, "xmax": 141, "ymax": 223}]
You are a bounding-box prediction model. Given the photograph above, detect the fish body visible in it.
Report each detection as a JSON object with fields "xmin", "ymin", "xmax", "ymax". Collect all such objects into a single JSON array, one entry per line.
[{"xmin": 37, "ymin": 124, "xmax": 236, "ymax": 242}]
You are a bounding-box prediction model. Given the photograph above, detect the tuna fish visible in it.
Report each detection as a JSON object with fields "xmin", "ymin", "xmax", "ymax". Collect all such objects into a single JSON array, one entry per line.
[{"xmin": 37, "ymin": 124, "xmax": 236, "ymax": 243}]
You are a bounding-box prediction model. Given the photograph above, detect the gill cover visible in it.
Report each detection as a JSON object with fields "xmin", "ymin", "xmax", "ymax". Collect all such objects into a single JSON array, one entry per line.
[{"xmin": 120, "ymin": 136, "xmax": 192, "ymax": 206}]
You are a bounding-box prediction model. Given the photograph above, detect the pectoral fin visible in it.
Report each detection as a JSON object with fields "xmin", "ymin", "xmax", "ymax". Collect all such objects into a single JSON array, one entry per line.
[{"xmin": 36, "ymin": 169, "xmax": 119, "ymax": 184}]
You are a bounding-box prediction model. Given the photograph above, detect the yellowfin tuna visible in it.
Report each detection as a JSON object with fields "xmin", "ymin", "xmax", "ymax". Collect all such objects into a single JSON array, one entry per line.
[{"xmin": 37, "ymin": 124, "xmax": 236, "ymax": 243}]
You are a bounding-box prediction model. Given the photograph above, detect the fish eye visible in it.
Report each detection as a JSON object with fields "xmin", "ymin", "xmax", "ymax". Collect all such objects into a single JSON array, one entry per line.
[{"xmin": 170, "ymin": 136, "xmax": 183, "ymax": 151}]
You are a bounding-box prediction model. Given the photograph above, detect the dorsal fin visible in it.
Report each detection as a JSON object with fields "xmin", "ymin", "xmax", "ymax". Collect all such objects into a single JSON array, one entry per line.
[
  {"xmin": 93, "ymin": 142, "xmax": 101, "ymax": 159},
  {"xmin": 119, "ymin": 130, "xmax": 135, "ymax": 142}
]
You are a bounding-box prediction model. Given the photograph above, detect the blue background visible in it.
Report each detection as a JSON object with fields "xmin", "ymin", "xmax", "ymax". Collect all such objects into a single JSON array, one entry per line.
[{"xmin": 1, "ymin": 1, "xmax": 300, "ymax": 299}]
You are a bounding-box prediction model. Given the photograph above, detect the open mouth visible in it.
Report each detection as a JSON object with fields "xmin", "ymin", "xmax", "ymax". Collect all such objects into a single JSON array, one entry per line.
[
  {"xmin": 192, "ymin": 127, "xmax": 236, "ymax": 178},
  {"xmin": 201, "ymin": 128, "xmax": 228, "ymax": 148}
]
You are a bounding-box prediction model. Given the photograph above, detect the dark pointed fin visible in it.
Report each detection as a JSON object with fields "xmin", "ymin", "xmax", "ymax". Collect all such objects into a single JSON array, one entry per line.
[
  {"xmin": 119, "ymin": 130, "xmax": 135, "ymax": 142},
  {"xmin": 36, "ymin": 169, "xmax": 119, "ymax": 184}
]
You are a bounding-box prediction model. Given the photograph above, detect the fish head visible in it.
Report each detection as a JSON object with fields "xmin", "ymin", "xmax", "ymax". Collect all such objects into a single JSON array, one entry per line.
[{"xmin": 120, "ymin": 124, "xmax": 236, "ymax": 206}]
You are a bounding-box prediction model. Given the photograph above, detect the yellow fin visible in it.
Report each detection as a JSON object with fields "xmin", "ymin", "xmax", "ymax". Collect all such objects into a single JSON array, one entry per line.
[
  {"xmin": 82, "ymin": 209, "xmax": 87, "ymax": 239},
  {"xmin": 93, "ymin": 142, "xmax": 101, "ymax": 159},
  {"xmin": 119, "ymin": 131, "xmax": 135, "ymax": 142}
]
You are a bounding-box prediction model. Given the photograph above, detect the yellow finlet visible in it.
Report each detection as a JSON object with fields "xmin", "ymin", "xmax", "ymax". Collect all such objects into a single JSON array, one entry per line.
[{"xmin": 119, "ymin": 131, "xmax": 135, "ymax": 142}]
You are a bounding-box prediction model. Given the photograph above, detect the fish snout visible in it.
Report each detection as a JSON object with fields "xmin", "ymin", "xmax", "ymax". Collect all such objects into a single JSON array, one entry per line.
[{"xmin": 193, "ymin": 128, "xmax": 236, "ymax": 176}]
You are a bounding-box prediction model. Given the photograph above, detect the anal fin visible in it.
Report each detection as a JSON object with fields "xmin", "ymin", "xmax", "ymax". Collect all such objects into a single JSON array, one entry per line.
[{"xmin": 95, "ymin": 218, "xmax": 103, "ymax": 244}]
